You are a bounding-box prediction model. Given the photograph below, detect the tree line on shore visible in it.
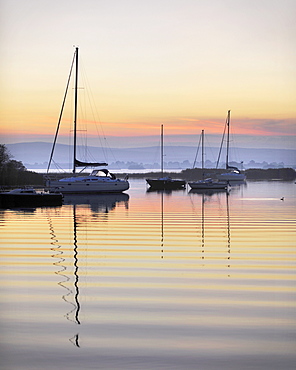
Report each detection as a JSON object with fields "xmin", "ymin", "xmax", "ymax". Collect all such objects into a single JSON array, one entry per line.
[
  {"xmin": 0, "ymin": 144, "xmax": 43, "ymax": 187},
  {"xmin": 0, "ymin": 144, "xmax": 295, "ymax": 187},
  {"xmin": 129, "ymin": 168, "xmax": 296, "ymax": 181}
]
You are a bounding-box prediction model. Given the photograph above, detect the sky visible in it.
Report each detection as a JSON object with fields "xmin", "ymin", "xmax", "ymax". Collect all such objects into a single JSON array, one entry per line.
[{"xmin": 0, "ymin": 0, "xmax": 295, "ymax": 150}]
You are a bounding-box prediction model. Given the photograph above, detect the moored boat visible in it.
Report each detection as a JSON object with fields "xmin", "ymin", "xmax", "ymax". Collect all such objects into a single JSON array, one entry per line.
[
  {"xmin": 46, "ymin": 169, "xmax": 129, "ymax": 194},
  {"xmin": 188, "ymin": 130, "xmax": 228, "ymax": 191},
  {"xmin": 188, "ymin": 177, "xmax": 228, "ymax": 190},
  {"xmin": 146, "ymin": 177, "xmax": 186, "ymax": 190},
  {"xmin": 0, "ymin": 188, "xmax": 63, "ymax": 208},
  {"xmin": 146, "ymin": 125, "xmax": 186, "ymax": 190},
  {"xmin": 216, "ymin": 110, "xmax": 246, "ymax": 182},
  {"xmin": 45, "ymin": 47, "xmax": 129, "ymax": 194}
]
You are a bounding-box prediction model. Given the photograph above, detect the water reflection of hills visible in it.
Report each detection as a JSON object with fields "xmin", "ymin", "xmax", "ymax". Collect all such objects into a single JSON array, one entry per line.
[{"xmin": 63, "ymin": 193, "xmax": 129, "ymax": 213}]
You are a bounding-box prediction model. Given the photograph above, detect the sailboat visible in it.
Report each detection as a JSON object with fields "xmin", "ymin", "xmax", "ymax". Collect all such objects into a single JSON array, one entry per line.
[
  {"xmin": 216, "ymin": 110, "xmax": 246, "ymax": 182},
  {"xmin": 45, "ymin": 47, "xmax": 129, "ymax": 194},
  {"xmin": 188, "ymin": 130, "xmax": 228, "ymax": 190},
  {"xmin": 146, "ymin": 125, "xmax": 186, "ymax": 190}
]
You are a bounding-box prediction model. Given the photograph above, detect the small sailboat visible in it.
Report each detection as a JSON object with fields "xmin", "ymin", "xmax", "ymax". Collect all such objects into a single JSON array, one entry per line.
[
  {"xmin": 45, "ymin": 47, "xmax": 129, "ymax": 194},
  {"xmin": 146, "ymin": 125, "xmax": 186, "ymax": 190},
  {"xmin": 188, "ymin": 130, "xmax": 228, "ymax": 190},
  {"xmin": 216, "ymin": 110, "xmax": 246, "ymax": 182}
]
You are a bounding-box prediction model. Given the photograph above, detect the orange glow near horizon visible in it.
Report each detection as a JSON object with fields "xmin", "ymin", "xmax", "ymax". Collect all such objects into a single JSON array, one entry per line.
[
  {"xmin": 1, "ymin": 116, "xmax": 295, "ymax": 139},
  {"xmin": 1, "ymin": 90, "xmax": 295, "ymax": 140}
]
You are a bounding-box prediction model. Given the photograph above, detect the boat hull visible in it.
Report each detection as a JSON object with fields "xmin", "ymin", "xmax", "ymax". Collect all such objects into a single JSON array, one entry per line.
[
  {"xmin": 63, "ymin": 193, "xmax": 129, "ymax": 212},
  {"xmin": 188, "ymin": 181, "xmax": 228, "ymax": 190},
  {"xmin": 146, "ymin": 178, "xmax": 186, "ymax": 190},
  {"xmin": 217, "ymin": 172, "xmax": 246, "ymax": 181},
  {"xmin": 46, "ymin": 178, "xmax": 129, "ymax": 194},
  {"xmin": 0, "ymin": 193, "xmax": 63, "ymax": 208}
]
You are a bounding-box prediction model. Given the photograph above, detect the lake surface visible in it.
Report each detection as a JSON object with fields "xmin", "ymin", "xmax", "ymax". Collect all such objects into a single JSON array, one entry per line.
[{"xmin": 0, "ymin": 180, "xmax": 295, "ymax": 370}]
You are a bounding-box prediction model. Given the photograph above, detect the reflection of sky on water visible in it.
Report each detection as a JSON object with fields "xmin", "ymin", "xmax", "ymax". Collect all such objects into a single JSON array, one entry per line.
[{"xmin": 0, "ymin": 180, "xmax": 295, "ymax": 370}]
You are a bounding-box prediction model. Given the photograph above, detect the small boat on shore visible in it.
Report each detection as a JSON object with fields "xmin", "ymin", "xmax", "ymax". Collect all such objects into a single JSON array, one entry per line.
[{"xmin": 0, "ymin": 188, "xmax": 63, "ymax": 208}]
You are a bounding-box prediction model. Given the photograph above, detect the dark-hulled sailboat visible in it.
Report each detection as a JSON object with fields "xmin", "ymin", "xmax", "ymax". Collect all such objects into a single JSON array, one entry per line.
[{"xmin": 146, "ymin": 125, "xmax": 186, "ymax": 190}]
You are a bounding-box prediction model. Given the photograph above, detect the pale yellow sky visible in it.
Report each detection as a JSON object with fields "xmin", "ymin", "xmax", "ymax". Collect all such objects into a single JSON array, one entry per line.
[{"xmin": 0, "ymin": 0, "xmax": 295, "ymax": 148}]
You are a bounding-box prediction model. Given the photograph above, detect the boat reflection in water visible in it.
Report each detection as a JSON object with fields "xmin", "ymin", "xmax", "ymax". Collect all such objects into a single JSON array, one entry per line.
[
  {"xmin": 188, "ymin": 188, "xmax": 230, "ymax": 196},
  {"xmin": 48, "ymin": 192, "xmax": 129, "ymax": 347},
  {"xmin": 63, "ymin": 193, "xmax": 129, "ymax": 213},
  {"xmin": 146, "ymin": 187, "xmax": 186, "ymax": 195},
  {"xmin": 228, "ymin": 180, "xmax": 247, "ymax": 187}
]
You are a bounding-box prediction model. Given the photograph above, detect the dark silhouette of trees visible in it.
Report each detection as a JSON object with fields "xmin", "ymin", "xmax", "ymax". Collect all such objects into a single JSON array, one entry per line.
[
  {"xmin": 0, "ymin": 144, "xmax": 43, "ymax": 186},
  {"xmin": 245, "ymin": 168, "xmax": 296, "ymax": 180}
]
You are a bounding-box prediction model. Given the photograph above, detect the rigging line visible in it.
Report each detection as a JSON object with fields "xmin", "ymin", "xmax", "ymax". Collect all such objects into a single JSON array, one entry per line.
[
  {"xmin": 52, "ymin": 159, "xmax": 68, "ymax": 173},
  {"xmin": 204, "ymin": 135, "xmax": 216, "ymax": 165},
  {"xmin": 70, "ymin": 56, "xmax": 104, "ymax": 165},
  {"xmin": 151, "ymin": 135, "xmax": 161, "ymax": 166},
  {"xmin": 229, "ymin": 130, "xmax": 240, "ymax": 164},
  {"xmin": 192, "ymin": 132, "xmax": 202, "ymax": 168},
  {"xmin": 162, "ymin": 134, "xmax": 178, "ymax": 164},
  {"xmin": 80, "ymin": 59, "xmax": 109, "ymax": 161},
  {"xmin": 216, "ymin": 114, "xmax": 228, "ymax": 169},
  {"xmin": 47, "ymin": 52, "xmax": 76, "ymax": 173}
]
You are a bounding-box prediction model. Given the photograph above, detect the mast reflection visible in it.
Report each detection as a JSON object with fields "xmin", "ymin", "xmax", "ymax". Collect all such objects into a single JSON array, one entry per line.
[
  {"xmin": 189, "ymin": 189, "xmax": 231, "ymax": 266},
  {"xmin": 226, "ymin": 191, "xmax": 231, "ymax": 269},
  {"xmin": 69, "ymin": 333, "xmax": 80, "ymax": 348},
  {"xmin": 49, "ymin": 193, "xmax": 129, "ymax": 348},
  {"xmin": 201, "ymin": 192, "xmax": 205, "ymax": 259},
  {"xmin": 161, "ymin": 190, "xmax": 164, "ymax": 258},
  {"xmin": 73, "ymin": 205, "xmax": 81, "ymax": 325},
  {"xmin": 48, "ymin": 213, "xmax": 77, "ymax": 322}
]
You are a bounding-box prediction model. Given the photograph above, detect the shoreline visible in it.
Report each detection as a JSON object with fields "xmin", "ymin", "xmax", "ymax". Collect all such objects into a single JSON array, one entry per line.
[
  {"xmin": 41, "ymin": 167, "xmax": 296, "ymax": 181},
  {"xmin": 1, "ymin": 167, "xmax": 295, "ymax": 189}
]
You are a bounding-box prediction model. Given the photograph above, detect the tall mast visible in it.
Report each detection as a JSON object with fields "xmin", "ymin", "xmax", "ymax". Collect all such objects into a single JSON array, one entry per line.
[
  {"xmin": 226, "ymin": 110, "xmax": 230, "ymax": 168},
  {"xmin": 201, "ymin": 129, "xmax": 204, "ymax": 171},
  {"xmin": 201, "ymin": 129, "xmax": 205, "ymax": 180},
  {"xmin": 73, "ymin": 47, "xmax": 79, "ymax": 173},
  {"xmin": 161, "ymin": 124, "xmax": 164, "ymax": 176}
]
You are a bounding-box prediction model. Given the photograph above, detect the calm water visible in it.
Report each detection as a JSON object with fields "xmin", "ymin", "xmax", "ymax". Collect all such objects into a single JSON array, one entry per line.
[{"xmin": 0, "ymin": 180, "xmax": 295, "ymax": 370}]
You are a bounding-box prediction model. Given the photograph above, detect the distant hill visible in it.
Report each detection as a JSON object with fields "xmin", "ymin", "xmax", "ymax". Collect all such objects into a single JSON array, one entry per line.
[{"xmin": 6, "ymin": 141, "xmax": 296, "ymax": 169}]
